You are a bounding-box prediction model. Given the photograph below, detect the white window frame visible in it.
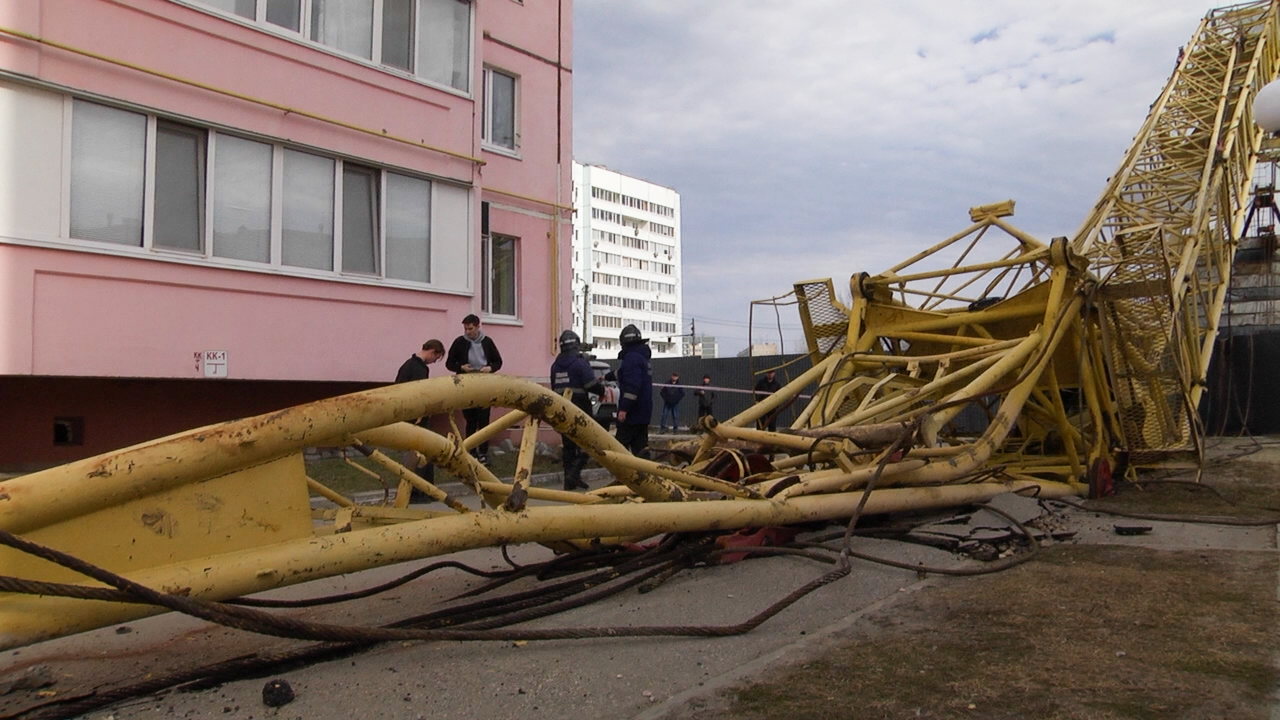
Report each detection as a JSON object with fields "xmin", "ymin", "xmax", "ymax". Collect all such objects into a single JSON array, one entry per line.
[
  {"xmin": 177, "ymin": 0, "xmax": 474, "ymax": 94},
  {"xmin": 66, "ymin": 99, "xmax": 149, "ymax": 248},
  {"xmin": 63, "ymin": 97, "xmax": 452, "ymax": 289},
  {"xmin": 481, "ymin": 66, "xmax": 520, "ymax": 155},
  {"xmin": 482, "ymin": 232, "xmax": 519, "ymax": 319}
]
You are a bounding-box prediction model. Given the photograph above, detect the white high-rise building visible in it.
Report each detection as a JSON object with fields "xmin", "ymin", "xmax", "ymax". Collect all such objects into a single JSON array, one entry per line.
[{"xmin": 571, "ymin": 163, "xmax": 683, "ymax": 357}]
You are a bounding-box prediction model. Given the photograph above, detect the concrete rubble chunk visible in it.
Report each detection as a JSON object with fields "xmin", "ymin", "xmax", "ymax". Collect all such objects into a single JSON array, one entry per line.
[
  {"xmin": 908, "ymin": 493, "xmax": 1046, "ymax": 547},
  {"xmin": 971, "ymin": 492, "xmax": 1045, "ymax": 526},
  {"xmin": 968, "ymin": 528, "xmax": 1016, "ymax": 543}
]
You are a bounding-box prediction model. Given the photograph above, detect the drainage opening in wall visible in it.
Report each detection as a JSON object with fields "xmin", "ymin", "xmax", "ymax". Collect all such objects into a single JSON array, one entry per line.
[{"xmin": 53, "ymin": 417, "xmax": 84, "ymax": 446}]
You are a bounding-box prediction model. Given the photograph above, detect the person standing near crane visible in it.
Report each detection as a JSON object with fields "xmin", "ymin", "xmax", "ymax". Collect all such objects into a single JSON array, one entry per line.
[
  {"xmin": 550, "ymin": 330, "xmax": 603, "ymax": 491},
  {"xmin": 614, "ymin": 324, "xmax": 654, "ymax": 457}
]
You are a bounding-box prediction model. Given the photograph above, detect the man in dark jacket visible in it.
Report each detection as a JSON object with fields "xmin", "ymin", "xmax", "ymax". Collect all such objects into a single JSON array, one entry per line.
[
  {"xmin": 753, "ymin": 369, "xmax": 783, "ymax": 431},
  {"xmin": 394, "ymin": 339, "xmax": 445, "ymax": 498},
  {"xmin": 658, "ymin": 372, "xmax": 684, "ymax": 433},
  {"xmin": 550, "ymin": 330, "xmax": 604, "ymax": 490},
  {"xmin": 695, "ymin": 374, "xmax": 715, "ymax": 423},
  {"xmin": 614, "ymin": 324, "xmax": 653, "ymax": 457},
  {"xmin": 446, "ymin": 314, "xmax": 503, "ymax": 464}
]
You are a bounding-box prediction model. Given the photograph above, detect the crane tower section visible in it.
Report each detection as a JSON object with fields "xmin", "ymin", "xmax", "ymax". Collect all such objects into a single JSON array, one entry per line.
[{"xmin": 1072, "ymin": 0, "xmax": 1280, "ymax": 461}]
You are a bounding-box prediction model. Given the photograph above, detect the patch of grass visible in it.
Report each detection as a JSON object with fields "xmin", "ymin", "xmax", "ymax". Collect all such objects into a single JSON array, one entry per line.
[
  {"xmin": 304, "ymin": 450, "xmax": 563, "ymax": 497},
  {"xmin": 716, "ymin": 544, "xmax": 1278, "ymax": 720}
]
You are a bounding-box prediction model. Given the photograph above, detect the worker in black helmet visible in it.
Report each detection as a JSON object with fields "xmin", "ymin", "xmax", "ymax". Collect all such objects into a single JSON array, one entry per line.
[
  {"xmin": 550, "ymin": 329, "xmax": 604, "ymax": 491},
  {"xmin": 614, "ymin": 323, "xmax": 654, "ymax": 457}
]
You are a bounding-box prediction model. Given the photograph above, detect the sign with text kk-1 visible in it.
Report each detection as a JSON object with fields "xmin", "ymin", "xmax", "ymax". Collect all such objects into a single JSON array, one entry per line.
[{"xmin": 200, "ymin": 350, "xmax": 228, "ymax": 378}]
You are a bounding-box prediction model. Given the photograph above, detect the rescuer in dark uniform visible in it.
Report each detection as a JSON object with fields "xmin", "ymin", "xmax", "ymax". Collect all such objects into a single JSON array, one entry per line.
[
  {"xmin": 550, "ymin": 330, "xmax": 604, "ymax": 491},
  {"xmin": 614, "ymin": 324, "xmax": 654, "ymax": 457}
]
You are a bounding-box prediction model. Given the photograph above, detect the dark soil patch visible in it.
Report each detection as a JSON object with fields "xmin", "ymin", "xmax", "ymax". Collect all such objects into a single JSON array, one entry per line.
[{"xmin": 696, "ymin": 544, "xmax": 1277, "ymax": 719}]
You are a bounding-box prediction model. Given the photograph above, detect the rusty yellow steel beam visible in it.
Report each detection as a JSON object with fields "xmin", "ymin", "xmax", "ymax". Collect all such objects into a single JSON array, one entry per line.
[{"xmin": 0, "ymin": 479, "xmax": 1075, "ymax": 650}]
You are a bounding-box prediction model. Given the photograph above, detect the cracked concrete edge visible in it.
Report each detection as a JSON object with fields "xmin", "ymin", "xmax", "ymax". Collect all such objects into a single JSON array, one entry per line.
[{"xmin": 630, "ymin": 578, "xmax": 935, "ymax": 720}]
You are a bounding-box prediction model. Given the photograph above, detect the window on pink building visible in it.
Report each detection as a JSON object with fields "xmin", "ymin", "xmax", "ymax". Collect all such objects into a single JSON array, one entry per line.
[
  {"xmin": 154, "ymin": 122, "xmax": 207, "ymax": 253},
  {"xmin": 282, "ymin": 149, "xmax": 335, "ymax": 270},
  {"xmin": 265, "ymin": 0, "xmax": 301, "ymax": 30},
  {"xmin": 386, "ymin": 173, "xmax": 432, "ymax": 283},
  {"xmin": 205, "ymin": 0, "xmax": 254, "ymax": 18},
  {"xmin": 190, "ymin": 0, "xmax": 471, "ymax": 92},
  {"xmin": 203, "ymin": 0, "xmax": 300, "ymax": 31},
  {"xmin": 212, "ymin": 135, "xmax": 273, "ymax": 263},
  {"xmin": 418, "ymin": 0, "xmax": 471, "ymax": 91},
  {"xmin": 66, "ymin": 99, "xmax": 455, "ymax": 289},
  {"xmin": 342, "ymin": 164, "xmax": 381, "ymax": 274},
  {"xmin": 483, "ymin": 233, "xmax": 518, "ymax": 317},
  {"xmin": 311, "ymin": 0, "xmax": 374, "ymax": 60},
  {"xmin": 382, "ymin": 0, "xmax": 414, "ymax": 71},
  {"xmin": 482, "ymin": 67, "xmax": 518, "ymax": 151},
  {"xmin": 70, "ymin": 101, "xmax": 146, "ymax": 246}
]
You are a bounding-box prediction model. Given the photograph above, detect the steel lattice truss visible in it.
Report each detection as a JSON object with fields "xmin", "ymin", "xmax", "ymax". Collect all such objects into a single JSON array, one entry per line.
[{"xmin": 1073, "ymin": 0, "xmax": 1280, "ymax": 458}]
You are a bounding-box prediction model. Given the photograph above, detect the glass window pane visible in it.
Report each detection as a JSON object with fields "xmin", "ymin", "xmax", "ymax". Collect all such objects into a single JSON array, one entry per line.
[
  {"xmin": 154, "ymin": 122, "xmax": 206, "ymax": 253},
  {"xmin": 489, "ymin": 70, "xmax": 515, "ymax": 149},
  {"xmin": 311, "ymin": 0, "xmax": 374, "ymax": 59},
  {"xmin": 385, "ymin": 172, "xmax": 430, "ymax": 283},
  {"xmin": 417, "ymin": 0, "xmax": 471, "ymax": 90},
  {"xmin": 342, "ymin": 165, "xmax": 379, "ymax": 274},
  {"xmin": 484, "ymin": 234, "xmax": 516, "ymax": 316},
  {"xmin": 70, "ymin": 100, "xmax": 145, "ymax": 246},
  {"xmin": 381, "ymin": 0, "xmax": 413, "ymax": 71},
  {"xmin": 213, "ymin": 135, "xmax": 272, "ymax": 263},
  {"xmin": 204, "ymin": 0, "xmax": 255, "ymax": 18},
  {"xmin": 265, "ymin": 0, "xmax": 301, "ymax": 30},
  {"xmin": 282, "ymin": 149, "xmax": 334, "ymax": 270}
]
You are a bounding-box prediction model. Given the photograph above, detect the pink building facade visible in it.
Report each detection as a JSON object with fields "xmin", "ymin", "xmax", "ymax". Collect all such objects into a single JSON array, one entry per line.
[{"xmin": 0, "ymin": 0, "xmax": 573, "ymax": 469}]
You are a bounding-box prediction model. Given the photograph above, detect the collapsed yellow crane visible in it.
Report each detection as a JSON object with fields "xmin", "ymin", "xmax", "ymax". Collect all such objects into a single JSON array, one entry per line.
[{"xmin": 2, "ymin": 0, "xmax": 1278, "ymax": 652}]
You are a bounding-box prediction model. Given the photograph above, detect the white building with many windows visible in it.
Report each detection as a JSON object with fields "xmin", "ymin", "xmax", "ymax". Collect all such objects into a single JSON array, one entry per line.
[{"xmin": 571, "ymin": 163, "xmax": 683, "ymax": 357}]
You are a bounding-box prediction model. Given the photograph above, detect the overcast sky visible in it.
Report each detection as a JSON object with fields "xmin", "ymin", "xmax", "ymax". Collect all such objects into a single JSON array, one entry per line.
[{"xmin": 572, "ymin": 0, "xmax": 1221, "ymax": 356}]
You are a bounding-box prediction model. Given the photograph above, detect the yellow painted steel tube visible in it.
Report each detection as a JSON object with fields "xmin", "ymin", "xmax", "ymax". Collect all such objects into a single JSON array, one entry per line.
[
  {"xmin": 917, "ymin": 333, "xmax": 1042, "ymax": 439},
  {"xmin": 888, "ymin": 220, "xmax": 988, "ymax": 273},
  {"xmin": 597, "ymin": 450, "xmax": 763, "ymax": 499},
  {"xmin": 504, "ymin": 415, "xmax": 543, "ymax": 511},
  {"xmin": 1, "ymin": 376, "xmax": 685, "ymax": 537},
  {"xmin": 721, "ymin": 352, "xmax": 840, "ymax": 430},
  {"xmin": 829, "ymin": 351, "xmax": 1008, "ymax": 429},
  {"xmin": 887, "ymin": 304, "xmax": 1048, "ymax": 335},
  {"xmin": 704, "ymin": 423, "xmax": 847, "ymax": 457},
  {"xmin": 893, "ymin": 295, "xmax": 1087, "ymax": 489},
  {"xmin": 845, "ymin": 338, "xmax": 1024, "ymax": 366},
  {"xmin": 356, "ymin": 423, "xmax": 504, "ymax": 505},
  {"xmin": 872, "ymin": 247, "xmax": 1051, "ymax": 285},
  {"xmin": 0, "ymin": 480, "xmax": 1078, "ymax": 650},
  {"xmin": 779, "ymin": 294, "xmax": 1085, "ymax": 498},
  {"xmin": 475, "ymin": 481, "xmax": 605, "ymax": 505},
  {"xmin": 356, "ymin": 444, "xmax": 470, "ymax": 513},
  {"xmin": 462, "ymin": 409, "xmax": 529, "ymax": 454},
  {"xmin": 306, "ymin": 477, "xmax": 356, "ymax": 508}
]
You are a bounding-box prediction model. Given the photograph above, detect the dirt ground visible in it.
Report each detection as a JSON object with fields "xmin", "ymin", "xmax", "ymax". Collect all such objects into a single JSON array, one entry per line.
[{"xmin": 680, "ymin": 544, "xmax": 1275, "ymax": 720}]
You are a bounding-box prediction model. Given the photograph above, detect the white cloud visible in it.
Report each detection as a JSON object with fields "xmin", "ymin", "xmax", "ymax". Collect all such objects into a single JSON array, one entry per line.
[{"xmin": 574, "ymin": 0, "xmax": 1219, "ymax": 354}]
